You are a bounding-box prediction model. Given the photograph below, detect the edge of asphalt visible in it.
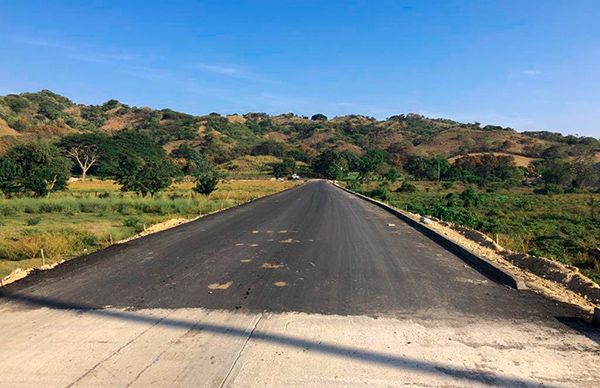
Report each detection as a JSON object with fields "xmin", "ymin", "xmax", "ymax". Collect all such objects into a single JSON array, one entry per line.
[
  {"xmin": 0, "ymin": 181, "xmax": 307, "ymax": 291},
  {"xmin": 331, "ymin": 181, "xmax": 528, "ymax": 291}
]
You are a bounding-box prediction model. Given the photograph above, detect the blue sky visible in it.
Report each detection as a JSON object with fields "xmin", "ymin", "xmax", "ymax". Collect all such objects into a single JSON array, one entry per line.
[{"xmin": 0, "ymin": 0, "xmax": 599, "ymax": 137}]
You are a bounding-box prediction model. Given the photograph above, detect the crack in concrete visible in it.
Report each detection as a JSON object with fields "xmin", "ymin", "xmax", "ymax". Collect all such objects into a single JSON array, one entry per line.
[
  {"xmin": 218, "ymin": 313, "xmax": 263, "ymax": 388},
  {"xmin": 66, "ymin": 311, "xmax": 168, "ymax": 388}
]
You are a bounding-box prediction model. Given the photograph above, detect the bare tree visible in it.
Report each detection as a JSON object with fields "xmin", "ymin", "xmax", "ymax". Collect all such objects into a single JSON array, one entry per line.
[{"xmin": 66, "ymin": 145, "xmax": 102, "ymax": 180}]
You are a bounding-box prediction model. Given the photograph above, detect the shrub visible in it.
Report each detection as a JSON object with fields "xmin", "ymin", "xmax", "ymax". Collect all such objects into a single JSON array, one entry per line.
[
  {"xmin": 396, "ymin": 181, "xmax": 417, "ymax": 193},
  {"xmin": 369, "ymin": 187, "xmax": 390, "ymax": 201},
  {"xmin": 26, "ymin": 216, "xmax": 41, "ymax": 226},
  {"xmin": 123, "ymin": 217, "xmax": 141, "ymax": 228}
]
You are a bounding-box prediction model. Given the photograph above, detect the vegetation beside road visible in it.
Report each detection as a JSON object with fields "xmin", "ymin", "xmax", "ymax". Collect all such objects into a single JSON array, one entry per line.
[
  {"xmin": 0, "ymin": 179, "xmax": 298, "ymax": 279},
  {"xmin": 351, "ymin": 181, "xmax": 600, "ymax": 283}
]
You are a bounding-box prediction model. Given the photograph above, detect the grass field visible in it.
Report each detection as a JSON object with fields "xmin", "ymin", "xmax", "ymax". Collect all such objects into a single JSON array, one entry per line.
[
  {"xmin": 355, "ymin": 180, "xmax": 600, "ymax": 283},
  {"xmin": 0, "ymin": 179, "xmax": 300, "ymax": 279}
]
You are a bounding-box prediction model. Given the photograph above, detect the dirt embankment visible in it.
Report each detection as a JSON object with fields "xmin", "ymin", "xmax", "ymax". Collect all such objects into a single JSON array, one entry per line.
[{"xmin": 413, "ymin": 213, "xmax": 600, "ymax": 312}]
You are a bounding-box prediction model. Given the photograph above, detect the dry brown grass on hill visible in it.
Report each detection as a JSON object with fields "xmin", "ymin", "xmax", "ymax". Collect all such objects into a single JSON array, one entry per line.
[
  {"xmin": 101, "ymin": 111, "xmax": 141, "ymax": 133},
  {"xmin": 265, "ymin": 131, "xmax": 289, "ymax": 142},
  {"xmin": 448, "ymin": 152, "xmax": 538, "ymax": 167},
  {"xmin": 0, "ymin": 118, "xmax": 20, "ymax": 137},
  {"xmin": 414, "ymin": 128, "xmax": 552, "ymax": 156},
  {"xmin": 226, "ymin": 114, "xmax": 246, "ymax": 124}
]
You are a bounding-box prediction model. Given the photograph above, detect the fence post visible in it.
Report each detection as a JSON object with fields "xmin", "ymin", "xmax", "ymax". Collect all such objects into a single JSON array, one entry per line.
[{"xmin": 40, "ymin": 248, "xmax": 45, "ymax": 266}]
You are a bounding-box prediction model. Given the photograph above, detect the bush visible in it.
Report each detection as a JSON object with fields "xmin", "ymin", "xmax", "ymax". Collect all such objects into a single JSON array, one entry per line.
[
  {"xmin": 534, "ymin": 184, "xmax": 564, "ymax": 195},
  {"xmin": 26, "ymin": 216, "xmax": 41, "ymax": 226},
  {"xmin": 123, "ymin": 217, "xmax": 141, "ymax": 228},
  {"xmin": 368, "ymin": 187, "xmax": 390, "ymax": 201},
  {"xmin": 396, "ymin": 181, "xmax": 417, "ymax": 193}
]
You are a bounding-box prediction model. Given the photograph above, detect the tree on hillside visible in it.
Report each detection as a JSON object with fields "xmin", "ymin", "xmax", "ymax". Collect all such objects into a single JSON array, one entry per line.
[
  {"xmin": 170, "ymin": 143, "xmax": 206, "ymax": 175},
  {"xmin": 273, "ymin": 158, "xmax": 296, "ymax": 178},
  {"xmin": 59, "ymin": 133, "xmax": 108, "ymax": 179},
  {"xmin": 311, "ymin": 113, "xmax": 328, "ymax": 121},
  {"xmin": 5, "ymin": 142, "xmax": 71, "ymax": 196},
  {"xmin": 404, "ymin": 155, "xmax": 453, "ymax": 181},
  {"xmin": 313, "ymin": 150, "xmax": 346, "ymax": 179},
  {"xmin": 539, "ymin": 158, "xmax": 574, "ymax": 187},
  {"xmin": 251, "ymin": 140, "xmax": 287, "ymax": 157},
  {"xmin": 358, "ymin": 149, "xmax": 386, "ymax": 181}
]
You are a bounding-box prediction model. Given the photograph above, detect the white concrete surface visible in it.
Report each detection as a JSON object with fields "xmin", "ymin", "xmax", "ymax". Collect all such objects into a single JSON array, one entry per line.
[{"xmin": 0, "ymin": 305, "xmax": 598, "ymax": 387}]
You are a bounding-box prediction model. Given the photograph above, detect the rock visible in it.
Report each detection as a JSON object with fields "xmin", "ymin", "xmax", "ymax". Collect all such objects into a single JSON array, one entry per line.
[{"xmin": 420, "ymin": 216, "xmax": 432, "ymax": 225}]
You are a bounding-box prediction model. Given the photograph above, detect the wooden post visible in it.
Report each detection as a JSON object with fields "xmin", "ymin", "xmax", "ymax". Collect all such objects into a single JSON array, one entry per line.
[
  {"xmin": 109, "ymin": 234, "xmax": 113, "ymax": 244},
  {"xmin": 40, "ymin": 248, "xmax": 45, "ymax": 266},
  {"xmin": 495, "ymin": 234, "xmax": 499, "ymax": 245}
]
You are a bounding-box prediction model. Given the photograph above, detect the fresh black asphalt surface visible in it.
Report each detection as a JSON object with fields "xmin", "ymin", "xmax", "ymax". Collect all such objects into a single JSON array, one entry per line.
[{"xmin": 0, "ymin": 180, "xmax": 587, "ymax": 322}]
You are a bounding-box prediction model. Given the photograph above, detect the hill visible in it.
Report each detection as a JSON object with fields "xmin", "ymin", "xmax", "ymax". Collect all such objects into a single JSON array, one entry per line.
[{"xmin": 1, "ymin": 90, "xmax": 598, "ymax": 174}]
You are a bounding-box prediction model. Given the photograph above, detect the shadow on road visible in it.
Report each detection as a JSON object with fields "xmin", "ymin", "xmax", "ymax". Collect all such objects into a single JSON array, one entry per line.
[
  {"xmin": 555, "ymin": 316, "xmax": 600, "ymax": 345},
  {"xmin": 1, "ymin": 291, "xmax": 574, "ymax": 388}
]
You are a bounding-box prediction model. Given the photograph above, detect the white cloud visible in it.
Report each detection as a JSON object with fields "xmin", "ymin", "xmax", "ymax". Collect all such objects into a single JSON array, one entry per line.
[{"xmin": 196, "ymin": 63, "xmax": 273, "ymax": 83}]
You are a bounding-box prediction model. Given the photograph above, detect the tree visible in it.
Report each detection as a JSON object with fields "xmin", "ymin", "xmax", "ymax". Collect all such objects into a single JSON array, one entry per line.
[
  {"xmin": 60, "ymin": 133, "xmax": 107, "ymax": 179},
  {"xmin": 0, "ymin": 157, "xmax": 22, "ymax": 195},
  {"xmin": 251, "ymin": 140, "xmax": 286, "ymax": 157},
  {"xmin": 273, "ymin": 158, "xmax": 296, "ymax": 178},
  {"xmin": 384, "ymin": 168, "xmax": 400, "ymax": 183},
  {"xmin": 115, "ymin": 157, "xmax": 175, "ymax": 197},
  {"xmin": 540, "ymin": 158, "xmax": 574, "ymax": 187},
  {"xmin": 5, "ymin": 142, "xmax": 71, "ymax": 196},
  {"xmin": 312, "ymin": 150, "xmax": 346, "ymax": 179},
  {"xmin": 170, "ymin": 143, "xmax": 206, "ymax": 175},
  {"xmin": 192, "ymin": 163, "xmax": 222, "ymax": 196},
  {"xmin": 311, "ymin": 113, "xmax": 328, "ymax": 121},
  {"xmin": 358, "ymin": 149, "xmax": 386, "ymax": 181},
  {"xmin": 460, "ymin": 187, "xmax": 480, "ymax": 207},
  {"xmin": 107, "ymin": 131, "xmax": 176, "ymax": 196}
]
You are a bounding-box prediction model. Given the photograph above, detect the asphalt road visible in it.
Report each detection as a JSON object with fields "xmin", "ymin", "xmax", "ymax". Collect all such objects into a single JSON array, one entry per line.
[
  {"xmin": 0, "ymin": 180, "xmax": 585, "ymax": 320},
  {"xmin": 1, "ymin": 180, "xmax": 599, "ymax": 387}
]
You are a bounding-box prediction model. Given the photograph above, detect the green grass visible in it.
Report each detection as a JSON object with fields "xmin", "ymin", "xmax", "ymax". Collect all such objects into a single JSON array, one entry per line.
[
  {"xmin": 0, "ymin": 179, "xmax": 299, "ymax": 279},
  {"xmin": 355, "ymin": 180, "xmax": 600, "ymax": 283}
]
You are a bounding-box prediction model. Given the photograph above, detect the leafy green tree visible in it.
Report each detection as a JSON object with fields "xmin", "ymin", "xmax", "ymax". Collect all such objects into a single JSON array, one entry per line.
[
  {"xmin": 313, "ymin": 150, "xmax": 346, "ymax": 179},
  {"xmin": 405, "ymin": 155, "xmax": 453, "ymax": 181},
  {"xmin": 460, "ymin": 187, "xmax": 480, "ymax": 207},
  {"xmin": 0, "ymin": 157, "xmax": 22, "ymax": 195},
  {"xmin": 251, "ymin": 140, "xmax": 287, "ymax": 157},
  {"xmin": 98, "ymin": 130, "xmax": 167, "ymax": 177},
  {"xmin": 170, "ymin": 143, "xmax": 207, "ymax": 175},
  {"xmin": 384, "ymin": 168, "xmax": 400, "ymax": 183},
  {"xmin": 273, "ymin": 158, "xmax": 296, "ymax": 178},
  {"xmin": 5, "ymin": 142, "xmax": 71, "ymax": 196},
  {"xmin": 311, "ymin": 113, "xmax": 328, "ymax": 121},
  {"xmin": 540, "ymin": 158, "xmax": 574, "ymax": 187},
  {"xmin": 115, "ymin": 157, "xmax": 175, "ymax": 197}
]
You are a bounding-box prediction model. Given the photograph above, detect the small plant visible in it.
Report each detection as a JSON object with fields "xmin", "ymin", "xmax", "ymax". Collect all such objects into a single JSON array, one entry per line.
[
  {"xmin": 26, "ymin": 216, "xmax": 41, "ymax": 226},
  {"xmin": 123, "ymin": 217, "xmax": 141, "ymax": 228},
  {"xmin": 396, "ymin": 181, "xmax": 417, "ymax": 193}
]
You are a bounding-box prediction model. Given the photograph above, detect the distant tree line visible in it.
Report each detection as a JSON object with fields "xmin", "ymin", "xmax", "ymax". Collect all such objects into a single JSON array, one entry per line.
[{"xmin": 309, "ymin": 147, "xmax": 600, "ymax": 193}]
